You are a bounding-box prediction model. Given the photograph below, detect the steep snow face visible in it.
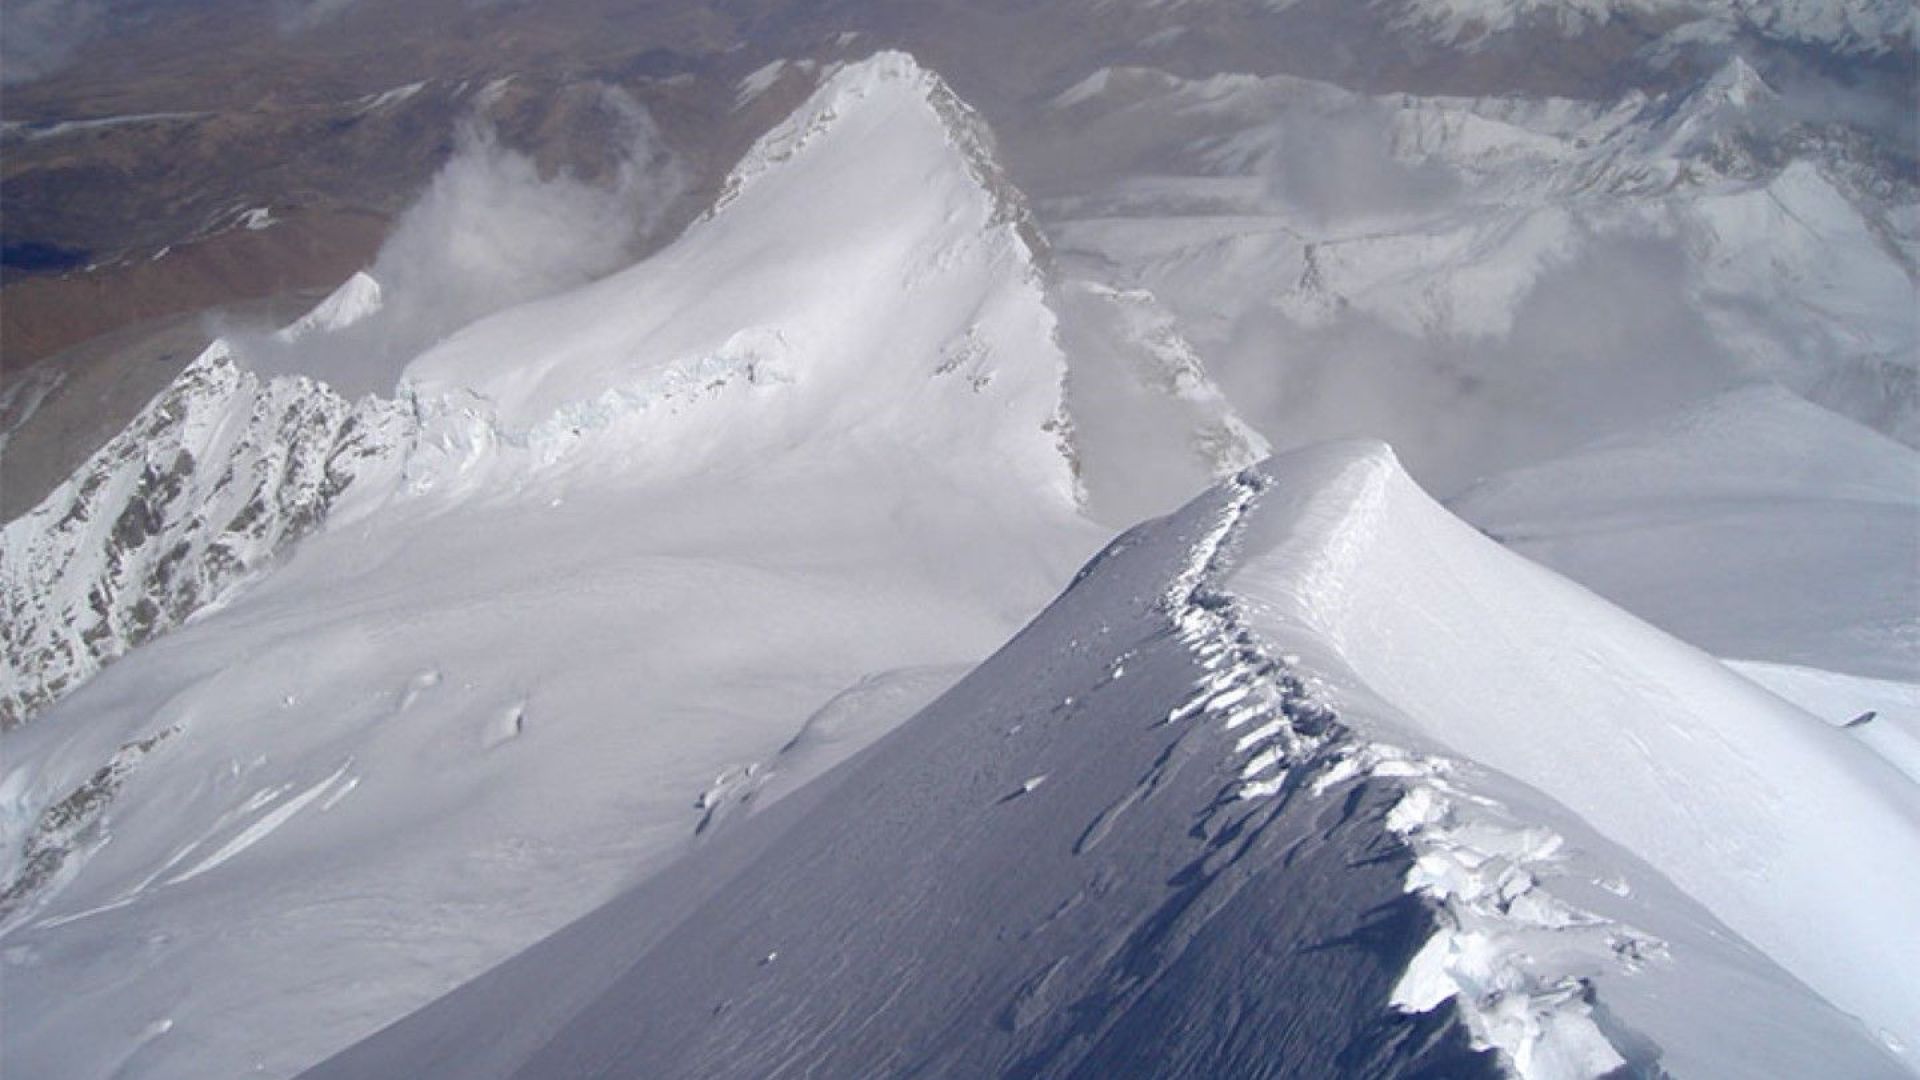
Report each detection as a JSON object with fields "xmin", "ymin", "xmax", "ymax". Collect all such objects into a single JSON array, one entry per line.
[
  {"xmin": 1454, "ymin": 385, "xmax": 1920, "ymax": 679},
  {"xmin": 1054, "ymin": 280, "xmax": 1270, "ymax": 525},
  {"xmin": 0, "ymin": 344, "xmax": 411, "ymax": 729},
  {"xmin": 402, "ymin": 51, "xmax": 1076, "ymax": 503},
  {"xmin": 0, "ymin": 53, "xmax": 1104, "ymax": 1080},
  {"xmin": 1224, "ymin": 441, "xmax": 1920, "ymax": 1061},
  {"xmin": 308, "ymin": 443, "xmax": 1902, "ymax": 1080}
]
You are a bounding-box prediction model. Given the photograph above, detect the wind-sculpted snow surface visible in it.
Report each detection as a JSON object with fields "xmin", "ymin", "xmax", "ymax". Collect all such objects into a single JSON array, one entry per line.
[
  {"xmin": 8, "ymin": 45, "xmax": 1914, "ymax": 1080},
  {"xmin": 1225, "ymin": 442, "xmax": 1920, "ymax": 1067},
  {"xmin": 306, "ymin": 455, "xmax": 1498, "ymax": 1080},
  {"xmin": 0, "ymin": 343, "xmax": 411, "ymax": 728},
  {"xmin": 308, "ymin": 444, "xmax": 1906, "ymax": 1080}
]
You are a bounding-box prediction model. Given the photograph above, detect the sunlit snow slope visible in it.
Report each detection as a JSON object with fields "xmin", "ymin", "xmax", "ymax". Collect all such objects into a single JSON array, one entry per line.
[
  {"xmin": 1454, "ymin": 384, "xmax": 1920, "ymax": 680},
  {"xmin": 310, "ymin": 442, "xmax": 1912, "ymax": 1080},
  {"xmin": 0, "ymin": 52, "xmax": 1104, "ymax": 1080},
  {"xmin": 1225, "ymin": 442, "xmax": 1919, "ymax": 1065}
]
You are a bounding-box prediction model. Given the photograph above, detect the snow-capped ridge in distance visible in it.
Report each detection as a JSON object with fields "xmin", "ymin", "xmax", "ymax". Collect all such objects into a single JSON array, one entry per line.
[
  {"xmin": 1383, "ymin": 0, "xmax": 1915, "ymax": 54},
  {"xmin": 1029, "ymin": 53, "xmax": 1913, "ymax": 501},
  {"xmin": 273, "ymin": 272, "xmax": 385, "ymax": 344},
  {"xmin": 1725, "ymin": 0, "xmax": 1918, "ymax": 54},
  {"xmin": 306, "ymin": 439, "xmax": 1907, "ymax": 1079},
  {"xmin": 1384, "ymin": 0, "xmax": 1692, "ymax": 50}
]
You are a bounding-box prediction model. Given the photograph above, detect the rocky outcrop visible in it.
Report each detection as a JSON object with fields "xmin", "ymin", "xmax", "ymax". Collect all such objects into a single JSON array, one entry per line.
[{"xmin": 0, "ymin": 344, "xmax": 412, "ymax": 728}]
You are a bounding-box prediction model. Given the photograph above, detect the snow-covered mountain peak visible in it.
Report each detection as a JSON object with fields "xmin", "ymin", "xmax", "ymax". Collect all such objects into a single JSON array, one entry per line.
[
  {"xmin": 1698, "ymin": 53, "xmax": 1775, "ymax": 109},
  {"xmin": 1635, "ymin": 51, "xmax": 1782, "ymax": 161},
  {"xmin": 273, "ymin": 271, "xmax": 384, "ymax": 344},
  {"xmin": 398, "ymin": 50, "xmax": 1076, "ymax": 502},
  {"xmin": 717, "ymin": 52, "xmax": 1037, "ymax": 237}
]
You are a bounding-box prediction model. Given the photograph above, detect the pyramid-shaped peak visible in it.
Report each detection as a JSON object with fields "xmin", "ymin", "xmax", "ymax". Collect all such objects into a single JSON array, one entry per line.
[
  {"xmin": 714, "ymin": 51, "xmax": 1041, "ymax": 249},
  {"xmin": 716, "ymin": 52, "xmax": 952, "ymax": 204},
  {"xmin": 1700, "ymin": 54, "xmax": 1776, "ymax": 108},
  {"xmin": 396, "ymin": 49, "xmax": 1072, "ymax": 501},
  {"xmin": 275, "ymin": 270, "xmax": 384, "ymax": 343}
]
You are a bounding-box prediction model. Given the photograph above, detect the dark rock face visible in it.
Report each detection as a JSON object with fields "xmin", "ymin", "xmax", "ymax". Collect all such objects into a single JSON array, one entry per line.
[{"xmin": 0, "ymin": 345, "xmax": 412, "ymax": 728}]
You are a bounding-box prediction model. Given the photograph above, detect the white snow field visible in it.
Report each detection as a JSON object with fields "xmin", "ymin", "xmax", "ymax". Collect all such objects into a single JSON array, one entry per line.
[
  {"xmin": 1454, "ymin": 383, "xmax": 1920, "ymax": 681},
  {"xmin": 0, "ymin": 53, "xmax": 1112, "ymax": 1080},
  {"xmin": 306, "ymin": 442, "xmax": 1913, "ymax": 1079},
  {"xmin": 3, "ymin": 42, "xmax": 1917, "ymax": 1080},
  {"xmin": 1729, "ymin": 660, "xmax": 1920, "ymax": 783}
]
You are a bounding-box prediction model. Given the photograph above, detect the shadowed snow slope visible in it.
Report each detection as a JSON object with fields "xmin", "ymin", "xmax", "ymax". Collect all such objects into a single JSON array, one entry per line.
[
  {"xmin": 308, "ymin": 442, "xmax": 1908, "ymax": 1080},
  {"xmin": 1454, "ymin": 384, "xmax": 1920, "ymax": 679},
  {"xmin": 0, "ymin": 52, "xmax": 1102, "ymax": 1080}
]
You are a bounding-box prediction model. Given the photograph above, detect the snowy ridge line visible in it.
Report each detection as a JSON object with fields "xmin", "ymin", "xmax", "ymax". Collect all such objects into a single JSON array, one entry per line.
[
  {"xmin": 1335, "ymin": 742, "xmax": 1665, "ymax": 1079},
  {"xmin": 706, "ymin": 52, "xmax": 1043, "ymax": 254},
  {"xmin": 1157, "ymin": 467, "xmax": 1659, "ymax": 1080},
  {"xmin": 399, "ymin": 327, "xmax": 798, "ymax": 479},
  {"xmin": 0, "ymin": 344, "xmax": 414, "ymax": 729}
]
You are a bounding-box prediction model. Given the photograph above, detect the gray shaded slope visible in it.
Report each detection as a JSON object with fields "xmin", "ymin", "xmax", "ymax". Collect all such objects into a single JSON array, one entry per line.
[
  {"xmin": 308, "ymin": 445, "xmax": 1912, "ymax": 1079},
  {"xmin": 307, "ymin": 476, "xmax": 1493, "ymax": 1079}
]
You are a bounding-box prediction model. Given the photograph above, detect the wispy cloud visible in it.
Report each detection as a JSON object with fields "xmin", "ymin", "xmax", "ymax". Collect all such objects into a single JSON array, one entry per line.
[{"xmin": 228, "ymin": 92, "xmax": 691, "ymax": 397}]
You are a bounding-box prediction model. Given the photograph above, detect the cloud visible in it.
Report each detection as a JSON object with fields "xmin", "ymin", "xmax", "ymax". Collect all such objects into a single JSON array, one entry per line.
[
  {"xmin": 0, "ymin": 0, "xmax": 104, "ymax": 85},
  {"xmin": 229, "ymin": 93, "xmax": 690, "ymax": 398},
  {"xmin": 1261, "ymin": 99, "xmax": 1461, "ymax": 225},
  {"xmin": 1215, "ymin": 233, "xmax": 1744, "ymax": 496}
]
